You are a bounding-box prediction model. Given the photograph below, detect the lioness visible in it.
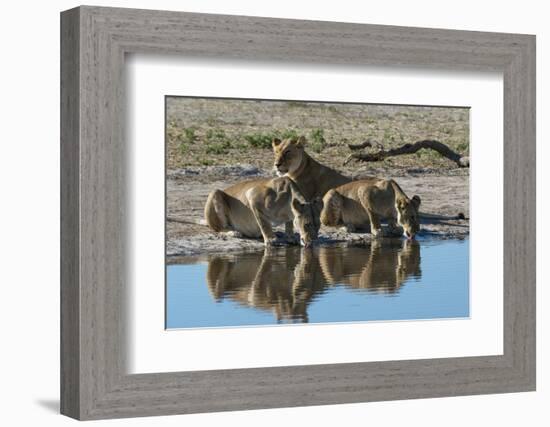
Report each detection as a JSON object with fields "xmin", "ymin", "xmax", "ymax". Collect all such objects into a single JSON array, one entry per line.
[
  {"xmin": 204, "ymin": 176, "xmax": 323, "ymax": 247},
  {"xmin": 206, "ymin": 248, "xmax": 326, "ymax": 323},
  {"xmin": 319, "ymin": 239, "xmax": 421, "ymax": 294},
  {"xmin": 272, "ymin": 136, "xmax": 351, "ymax": 200},
  {"xmin": 320, "ymin": 178, "xmax": 421, "ymax": 239}
]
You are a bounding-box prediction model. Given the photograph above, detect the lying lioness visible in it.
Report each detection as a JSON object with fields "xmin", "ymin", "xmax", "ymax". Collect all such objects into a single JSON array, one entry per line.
[
  {"xmin": 272, "ymin": 136, "xmax": 351, "ymax": 201},
  {"xmin": 204, "ymin": 176, "xmax": 323, "ymax": 247},
  {"xmin": 320, "ymin": 178, "xmax": 421, "ymax": 239}
]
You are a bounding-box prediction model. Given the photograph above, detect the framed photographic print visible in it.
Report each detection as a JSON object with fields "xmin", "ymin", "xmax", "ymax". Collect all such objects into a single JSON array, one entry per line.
[{"xmin": 60, "ymin": 6, "xmax": 536, "ymax": 420}]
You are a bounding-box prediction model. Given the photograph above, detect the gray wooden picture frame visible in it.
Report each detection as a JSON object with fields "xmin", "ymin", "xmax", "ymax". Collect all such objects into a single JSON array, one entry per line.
[{"xmin": 60, "ymin": 5, "xmax": 536, "ymax": 420}]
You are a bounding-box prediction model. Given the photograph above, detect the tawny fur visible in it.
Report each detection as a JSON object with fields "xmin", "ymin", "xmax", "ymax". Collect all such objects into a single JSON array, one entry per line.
[
  {"xmin": 320, "ymin": 177, "xmax": 421, "ymax": 238},
  {"xmin": 204, "ymin": 176, "xmax": 323, "ymax": 246},
  {"xmin": 272, "ymin": 136, "xmax": 351, "ymax": 201}
]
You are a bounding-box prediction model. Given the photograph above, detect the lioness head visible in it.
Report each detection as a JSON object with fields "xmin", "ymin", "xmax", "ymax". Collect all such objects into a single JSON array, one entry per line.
[
  {"xmin": 291, "ymin": 197, "xmax": 323, "ymax": 247},
  {"xmin": 396, "ymin": 239, "xmax": 421, "ymax": 282},
  {"xmin": 396, "ymin": 195, "xmax": 421, "ymax": 239},
  {"xmin": 272, "ymin": 136, "xmax": 306, "ymax": 176}
]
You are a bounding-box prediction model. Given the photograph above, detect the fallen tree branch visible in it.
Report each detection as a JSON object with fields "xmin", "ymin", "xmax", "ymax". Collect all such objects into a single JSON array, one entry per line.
[
  {"xmin": 343, "ymin": 139, "xmax": 469, "ymax": 167},
  {"xmin": 347, "ymin": 140, "xmax": 373, "ymax": 150}
]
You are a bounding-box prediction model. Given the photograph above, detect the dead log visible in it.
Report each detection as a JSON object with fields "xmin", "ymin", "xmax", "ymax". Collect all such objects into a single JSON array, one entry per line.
[
  {"xmin": 344, "ymin": 139, "xmax": 469, "ymax": 167},
  {"xmin": 347, "ymin": 140, "xmax": 373, "ymax": 150}
]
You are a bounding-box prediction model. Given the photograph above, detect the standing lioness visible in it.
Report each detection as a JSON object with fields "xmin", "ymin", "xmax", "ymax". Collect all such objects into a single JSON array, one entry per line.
[
  {"xmin": 272, "ymin": 136, "xmax": 351, "ymax": 200},
  {"xmin": 204, "ymin": 176, "xmax": 323, "ymax": 247},
  {"xmin": 321, "ymin": 178, "xmax": 421, "ymax": 239}
]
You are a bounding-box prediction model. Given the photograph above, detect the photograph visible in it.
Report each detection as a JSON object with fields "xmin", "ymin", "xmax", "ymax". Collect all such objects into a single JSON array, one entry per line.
[
  {"xmin": 165, "ymin": 97, "xmax": 470, "ymax": 328},
  {"xmin": 51, "ymin": 3, "xmax": 537, "ymax": 422}
]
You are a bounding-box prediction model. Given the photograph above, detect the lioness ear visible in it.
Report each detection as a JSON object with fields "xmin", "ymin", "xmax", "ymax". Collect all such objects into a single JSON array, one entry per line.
[
  {"xmin": 411, "ymin": 195, "xmax": 421, "ymax": 209},
  {"xmin": 292, "ymin": 198, "xmax": 305, "ymax": 214},
  {"xmin": 292, "ymin": 135, "xmax": 306, "ymax": 147},
  {"xmin": 272, "ymin": 138, "xmax": 282, "ymax": 148}
]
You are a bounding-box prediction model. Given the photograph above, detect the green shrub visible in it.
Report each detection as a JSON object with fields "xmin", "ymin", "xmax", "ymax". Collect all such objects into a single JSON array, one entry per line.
[
  {"xmin": 205, "ymin": 128, "xmax": 227, "ymax": 142},
  {"xmin": 198, "ymin": 157, "xmax": 214, "ymax": 166},
  {"xmin": 456, "ymin": 142, "xmax": 469, "ymax": 154},
  {"xmin": 167, "ymin": 123, "xmax": 198, "ymax": 156},
  {"xmin": 243, "ymin": 129, "xmax": 299, "ymax": 149},
  {"xmin": 309, "ymin": 128, "xmax": 326, "ymax": 153},
  {"xmin": 183, "ymin": 127, "xmax": 197, "ymax": 144},
  {"xmin": 243, "ymin": 132, "xmax": 274, "ymax": 149},
  {"xmin": 178, "ymin": 143, "xmax": 189, "ymax": 155},
  {"xmin": 203, "ymin": 128, "xmax": 232, "ymax": 155},
  {"xmin": 205, "ymin": 140, "xmax": 231, "ymax": 155},
  {"xmin": 280, "ymin": 129, "xmax": 299, "ymax": 140}
]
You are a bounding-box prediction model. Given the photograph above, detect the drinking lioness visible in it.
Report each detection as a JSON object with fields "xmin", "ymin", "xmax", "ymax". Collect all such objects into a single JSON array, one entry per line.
[
  {"xmin": 204, "ymin": 176, "xmax": 323, "ymax": 247},
  {"xmin": 320, "ymin": 178, "xmax": 421, "ymax": 239}
]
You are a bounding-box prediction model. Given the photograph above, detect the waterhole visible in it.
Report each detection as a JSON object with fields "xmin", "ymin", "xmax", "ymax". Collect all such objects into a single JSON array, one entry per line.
[{"xmin": 166, "ymin": 238, "xmax": 469, "ymax": 329}]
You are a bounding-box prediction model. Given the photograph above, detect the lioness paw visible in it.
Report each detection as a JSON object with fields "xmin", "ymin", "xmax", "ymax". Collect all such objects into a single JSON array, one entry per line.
[
  {"xmin": 224, "ymin": 230, "xmax": 244, "ymax": 238},
  {"xmin": 371, "ymin": 228, "xmax": 384, "ymax": 237}
]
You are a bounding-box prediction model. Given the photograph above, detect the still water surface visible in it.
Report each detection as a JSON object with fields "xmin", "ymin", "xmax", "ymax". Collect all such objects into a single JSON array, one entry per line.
[{"xmin": 166, "ymin": 238, "xmax": 469, "ymax": 329}]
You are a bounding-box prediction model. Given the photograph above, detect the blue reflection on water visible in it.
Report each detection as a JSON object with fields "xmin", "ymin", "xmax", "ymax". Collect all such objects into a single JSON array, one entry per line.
[{"xmin": 166, "ymin": 238, "xmax": 469, "ymax": 329}]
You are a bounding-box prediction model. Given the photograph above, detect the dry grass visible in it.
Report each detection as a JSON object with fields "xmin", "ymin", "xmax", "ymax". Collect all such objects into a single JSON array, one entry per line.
[{"xmin": 166, "ymin": 97, "xmax": 469, "ymax": 173}]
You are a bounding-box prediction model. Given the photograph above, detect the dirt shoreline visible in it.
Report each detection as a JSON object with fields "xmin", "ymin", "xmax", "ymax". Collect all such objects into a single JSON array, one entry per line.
[{"xmin": 167, "ymin": 165, "xmax": 469, "ymax": 258}]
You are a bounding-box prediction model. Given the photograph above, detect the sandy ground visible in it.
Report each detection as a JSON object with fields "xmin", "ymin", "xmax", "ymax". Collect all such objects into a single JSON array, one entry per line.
[
  {"xmin": 166, "ymin": 165, "xmax": 469, "ymax": 258},
  {"xmin": 166, "ymin": 98, "xmax": 469, "ymax": 172},
  {"xmin": 165, "ymin": 98, "xmax": 470, "ymax": 258}
]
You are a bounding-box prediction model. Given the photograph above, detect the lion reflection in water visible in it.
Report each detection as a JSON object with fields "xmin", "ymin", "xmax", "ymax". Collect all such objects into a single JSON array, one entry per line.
[{"xmin": 206, "ymin": 240, "xmax": 421, "ymax": 323}]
